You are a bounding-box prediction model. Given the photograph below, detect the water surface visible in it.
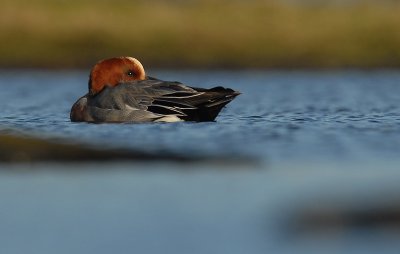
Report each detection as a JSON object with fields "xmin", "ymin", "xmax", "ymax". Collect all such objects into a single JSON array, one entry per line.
[
  {"xmin": 1, "ymin": 70, "xmax": 400, "ymax": 254},
  {"xmin": 1, "ymin": 70, "xmax": 400, "ymax": 164}
]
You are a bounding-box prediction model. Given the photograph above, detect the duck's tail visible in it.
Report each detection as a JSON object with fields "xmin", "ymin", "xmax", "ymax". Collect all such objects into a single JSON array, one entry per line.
[{"xmin": 182, "ymin": 86, "xmax": 240, "ymax": 121}]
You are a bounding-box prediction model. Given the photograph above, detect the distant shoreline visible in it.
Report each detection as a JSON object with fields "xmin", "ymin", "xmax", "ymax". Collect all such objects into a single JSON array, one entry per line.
[{"xmin": 2, "ymin": 0, "xmax": 400, "ymax": 69}]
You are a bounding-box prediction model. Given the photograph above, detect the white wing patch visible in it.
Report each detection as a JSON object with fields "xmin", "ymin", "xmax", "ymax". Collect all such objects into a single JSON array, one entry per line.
[
  {"xmin": 125, "ymin": 104, "xmax": 139, "ymax": 111},
  {"xmin": 154, "ymin": 115, "xmax": 183, "ymax": 123}
]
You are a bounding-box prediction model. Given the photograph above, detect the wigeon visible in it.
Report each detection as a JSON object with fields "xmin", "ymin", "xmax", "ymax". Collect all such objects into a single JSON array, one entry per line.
[{"xmin": 70, "ymin": 57, "xmax": 240, "ymax": 123}]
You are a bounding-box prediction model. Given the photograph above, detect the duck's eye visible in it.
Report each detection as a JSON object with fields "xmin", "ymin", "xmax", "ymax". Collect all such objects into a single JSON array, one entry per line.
[{"xmin": 127, "ymin": 70, "xmax": 134, "ymax": 76}]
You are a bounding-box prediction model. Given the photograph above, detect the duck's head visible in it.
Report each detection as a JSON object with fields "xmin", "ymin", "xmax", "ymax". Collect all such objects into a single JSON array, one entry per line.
[{"xmin": 88, "ymin": 57, "xmax": 146, "ymax": 96}]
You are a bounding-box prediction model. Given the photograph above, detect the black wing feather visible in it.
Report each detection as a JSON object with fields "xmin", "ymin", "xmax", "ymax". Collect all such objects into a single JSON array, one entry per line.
[{"xmin": 90, "ymin": 79, "xmax": 239, "ymax": 122}]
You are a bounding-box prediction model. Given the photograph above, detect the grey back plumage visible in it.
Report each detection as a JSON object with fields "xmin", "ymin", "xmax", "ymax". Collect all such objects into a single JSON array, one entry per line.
[{"xmin": 73, "ymin": 79, "xmax": 240, "ymax": 123}]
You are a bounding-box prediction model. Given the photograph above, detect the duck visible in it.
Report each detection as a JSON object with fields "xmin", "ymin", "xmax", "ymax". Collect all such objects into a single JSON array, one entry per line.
[{"xmin": 70, "ymin": 57, "xmax": 240, "ymax": 123}]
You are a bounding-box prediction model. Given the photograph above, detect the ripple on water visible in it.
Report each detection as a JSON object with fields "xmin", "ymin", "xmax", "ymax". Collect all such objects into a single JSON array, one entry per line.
[{"xmin": 1, "ymin": 70, "xmax": 400, "ymax": 163}]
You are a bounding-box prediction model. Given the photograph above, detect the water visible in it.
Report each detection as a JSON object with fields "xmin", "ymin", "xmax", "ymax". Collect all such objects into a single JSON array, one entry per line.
[
  {"xmin": 1, "ymin": 70, "xmax": 400, "ymax": 253},
  {"xmin": 1, "ymin": 70, "xmax": 400, "ymax": 163}
]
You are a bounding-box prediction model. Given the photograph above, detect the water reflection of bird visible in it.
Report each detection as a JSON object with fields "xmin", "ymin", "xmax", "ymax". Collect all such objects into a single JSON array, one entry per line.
[{"xmin": 70, "ymin": 57, "xmax": 240, "ymax": 123}]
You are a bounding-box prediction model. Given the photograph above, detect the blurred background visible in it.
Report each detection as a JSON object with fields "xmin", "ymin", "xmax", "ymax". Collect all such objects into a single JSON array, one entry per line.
[
  {"xmin": 2, "ymin": 1, "xmax": 400, "ymax": 254},
  {"xmin": 2, "ymin": 0, "xmax": 400, "ymax": 69}
]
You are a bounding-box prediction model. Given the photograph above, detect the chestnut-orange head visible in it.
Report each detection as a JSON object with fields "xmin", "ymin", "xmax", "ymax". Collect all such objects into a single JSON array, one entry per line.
[{"xmin": 88, "ymin": 57, "xmax": 146, "ymax": 96}]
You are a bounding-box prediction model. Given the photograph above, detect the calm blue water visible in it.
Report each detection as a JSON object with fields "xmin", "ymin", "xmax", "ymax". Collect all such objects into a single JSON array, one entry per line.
[
  {"xmin": 1, "ymin": 70, "xmax": 400, "ymax": 254},
  {"xmin": 1, "ymin": 70, "xmax": 400, "ymax": 164}
]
